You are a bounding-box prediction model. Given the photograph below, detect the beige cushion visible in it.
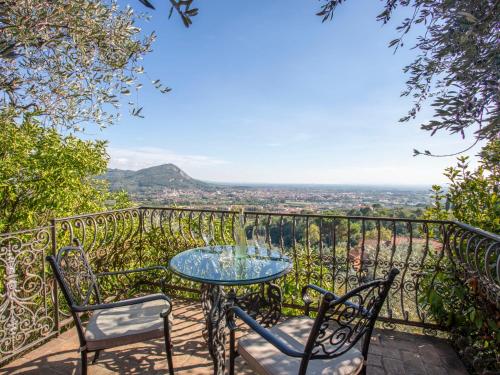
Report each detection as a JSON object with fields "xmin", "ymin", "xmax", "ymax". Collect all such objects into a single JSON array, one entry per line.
[
  {"xmin": 238, "ymin": 317, "xmax": 364, "ymax": 375},
  {"xmin": 85, "ymin": 297, "xmax": 171, "ymax": 351}
]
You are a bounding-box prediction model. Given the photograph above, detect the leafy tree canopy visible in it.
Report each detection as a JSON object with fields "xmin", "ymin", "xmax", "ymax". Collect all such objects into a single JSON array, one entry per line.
[
  {"xmin": 422, "ymin": 139, "xmax": 499, "ymax": 373},
  {"xmin": 0, "ymin": 110, "xmax": 131, "ymax": 232},
  {"xmin": 425, "ymin": 138, "xmax": 499, "ymax": 233},
  {"xmin": 0, "ymin": 0, "xmax": 167, "ymax": 131},
  {"xmin": 316, "ymin": 0, "xmax": 499, "ymax": 154},
  {"xmin": 139, "ymin": 0, "xmax": 199, "ymax": 28},
  {"xmin": 444, "ymin": 139, "xmax": 499, "ymax": 232}
]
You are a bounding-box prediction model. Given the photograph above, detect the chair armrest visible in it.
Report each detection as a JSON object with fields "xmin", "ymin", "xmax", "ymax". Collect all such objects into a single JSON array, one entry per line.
[
  {"xmin": 332, "ymin": 297, "xmax": 371, "ymax": 318},
  {"xmin": 301, "ymin": 284, "xmax": 370, "ymax": 317},
  {"xmin": 229, "ymin": 306, "xmax": 304, "ymax": 358},
  {"xmin": 72, "ymin": 293, "xmax": 172, "ymax": 316},
  {"xmin": 302, "ymin": 284, "xmax": 338, "ymax": 299},
  {"xmin": 95, "ymin": 265, "xmax": 169, "ymax": 277},
  {"xmin": 96, "ymin": 266, "xmax": 171, "ymax": 294},
  {"xmin": 301, "ymin": 284, "xmax": 340, "ymax": 315}
]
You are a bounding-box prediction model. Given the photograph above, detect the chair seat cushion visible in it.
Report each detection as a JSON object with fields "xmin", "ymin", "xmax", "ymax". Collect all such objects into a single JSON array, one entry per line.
[
  {"xmin": 85, "ymin": 297, "xmax": 171, "ymax": 351},
  {"xmin": 238, "ymin": 316, "xmax": 364, "ymax": 375}
]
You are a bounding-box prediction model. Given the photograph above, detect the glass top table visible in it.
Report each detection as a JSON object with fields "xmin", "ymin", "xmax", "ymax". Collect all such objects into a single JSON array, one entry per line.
[
  {"xmin": 169, "ymin": 245, "xmax": 292, "ymax": 286},
  {"xmin": 169, "ymin": 245, "xmax": 292, "ymax": 375}
]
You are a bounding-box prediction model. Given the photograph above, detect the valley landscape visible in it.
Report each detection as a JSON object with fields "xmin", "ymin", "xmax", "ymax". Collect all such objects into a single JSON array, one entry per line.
[{"xmin": 103, "ymin": 163, "xmax": 432, "ymax": 215}]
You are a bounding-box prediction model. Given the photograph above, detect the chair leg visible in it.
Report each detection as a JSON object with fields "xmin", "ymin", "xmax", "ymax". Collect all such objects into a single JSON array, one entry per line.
[
  {"xmin": 81, "ymin": 350, "xmax": 88, "ymax": 375},
  {"xmin": 229, "ymin": 329, "xmax": 236, "ymax": 375},
  {"xmin": 92, "ymin": 349, "xmax": 101, "ymax": 364},
  {"xmin": 164, "ymin": 317, "xmax": 175, "ymax": 375}
]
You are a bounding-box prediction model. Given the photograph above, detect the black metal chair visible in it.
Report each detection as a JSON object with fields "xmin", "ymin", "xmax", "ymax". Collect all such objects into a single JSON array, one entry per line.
[
  {"xmin": 228, "ymin": 268, "xmax": 399, "ymax": 375},
  {"xmin": 46, "ymin": 244, "xmax": 175, "ymax": 375}
]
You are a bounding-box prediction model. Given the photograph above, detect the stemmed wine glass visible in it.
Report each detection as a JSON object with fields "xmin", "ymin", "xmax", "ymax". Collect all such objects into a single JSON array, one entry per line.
[
  {"xmin": 201, "ymin": 216, "xmax": 214, "ymax": 247},
  {"xmin": 253, "ymin": 225, "xmax": 269, "ymax": 257},
  {"xmin": 244, "ymin": 224, "xmax": 256, "ymax": 255}
]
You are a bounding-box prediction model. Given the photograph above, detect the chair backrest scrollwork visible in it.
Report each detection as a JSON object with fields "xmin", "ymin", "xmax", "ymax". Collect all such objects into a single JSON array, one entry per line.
[
  {"xmin": 302, "ymin": 268, "xmax": 399, "ymax": 370},
  {"xmin": 46, "ymin": 241, "xmax": 102, "ymax": 347},
  {"xmin": 53, "ymin": 244, "xmax": 102, "ymax": 308}
]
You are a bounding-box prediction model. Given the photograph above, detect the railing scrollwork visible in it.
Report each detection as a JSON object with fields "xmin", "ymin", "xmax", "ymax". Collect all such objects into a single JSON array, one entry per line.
[{"xmin": 0, "ymin": 206, "xmax": 498, "ymax": 365}]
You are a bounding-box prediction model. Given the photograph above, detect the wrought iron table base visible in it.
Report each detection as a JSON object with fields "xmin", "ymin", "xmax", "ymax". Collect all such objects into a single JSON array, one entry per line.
[{"xmin": 200, "ymin": 283, "xmax": 282, "ymax": 375}]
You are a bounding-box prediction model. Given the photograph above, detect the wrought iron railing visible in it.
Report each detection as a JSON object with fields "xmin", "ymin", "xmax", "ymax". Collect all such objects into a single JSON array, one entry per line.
[
  {"xmin": 0, "ymin": 226, "xmax": 56, "ymax": 364},
  {"xmin": 140, "ymin": 207, "xmax": 456, "ymax": 332},
  {"xmin": 447, "ymin": 222, "xmax": 499, "ymax": 307},
  {"xmin": 0, "ymin": 206, "xmax": 498, "ymax": 364}
]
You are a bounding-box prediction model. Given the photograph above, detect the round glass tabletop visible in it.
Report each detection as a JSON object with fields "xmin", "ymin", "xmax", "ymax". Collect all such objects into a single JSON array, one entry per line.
[{"xmin": 169, "ymin": 246, "xmax": 292, "ymax": 286}]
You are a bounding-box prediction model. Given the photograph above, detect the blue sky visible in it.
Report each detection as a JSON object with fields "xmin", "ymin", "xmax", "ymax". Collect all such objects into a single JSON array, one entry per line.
[{"xmin": 95, "ymin": 0, "xmax": 482, "ymax": 185}]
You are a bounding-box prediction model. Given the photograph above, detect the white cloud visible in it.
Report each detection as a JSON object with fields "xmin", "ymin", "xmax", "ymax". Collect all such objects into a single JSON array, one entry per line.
[
  {"xmin": 106, "ymin": 145, "xmax": 480, "ymax": 186},
  {"xmin": 108, "ymin": 147, "xmax": 228, "ymax": 171}
]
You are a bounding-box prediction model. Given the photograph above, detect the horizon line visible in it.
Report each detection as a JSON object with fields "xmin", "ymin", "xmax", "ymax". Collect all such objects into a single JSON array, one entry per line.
[{"xmin": 201, "ymin": 180, "xmax": 437, "ymax": 189}]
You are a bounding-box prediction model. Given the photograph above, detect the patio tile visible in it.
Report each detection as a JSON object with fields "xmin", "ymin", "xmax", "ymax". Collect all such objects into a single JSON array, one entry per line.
[
  {"xmin": 378, "ymin": 346, "xmax": 402, "ymax": 360},
  {"xmin": 1, "ymin": 298, "xmax": 468, "ymax": 375},
  {"xmin": 424, "ymin": 364, "xmax": 451, "ymax": 375},
  {"xmin": 367, "ymin": 353, "xmax": 383, "ymax": 367},
  {"xmin": 367, "ymin": 365, "xmax": 387, "ymax": 375},
  {"xmin": 383, "ymin": 357, "xmax": 406, "ymax": 375}
]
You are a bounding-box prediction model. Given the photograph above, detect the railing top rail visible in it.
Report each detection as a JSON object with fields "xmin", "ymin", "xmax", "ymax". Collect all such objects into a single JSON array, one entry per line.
[
  {"xmin": 0, "ymin": 225, "xmax": 52, "ymax": 237},
  {"xmin": 53, "ymin": 207, "xmax": 140, "ymax": 222},
  {"xmin": 139, "ymin": 206, "xmax": 453, "ymax": 224},
  {"xmin": 7, "ymin": 207, "xmax": 499, "ymax": 240},
  {"xmin": 452, "ymin": 221, "xmax": 500, "ymax": 242}
]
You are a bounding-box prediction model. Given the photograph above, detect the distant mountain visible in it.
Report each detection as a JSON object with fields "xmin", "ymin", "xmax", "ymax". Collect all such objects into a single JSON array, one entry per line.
[{"xmin": 103, "ymin": 164, "xmax": 211, "ymax": 193}]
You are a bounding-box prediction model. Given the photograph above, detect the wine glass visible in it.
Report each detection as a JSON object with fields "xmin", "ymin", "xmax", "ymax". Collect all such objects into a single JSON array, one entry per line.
[
  {"xmin": 269, "ymin": 241, "xmax": 283, "ymax": 259},
  {"xmin": 201, "ymin": 215, "xmax": 214, "ymax": 247},
  {"xmin": 201, "ymin": 232, "xmax": 211, "ymax": 247},
  {"xmin": 219, "ymin": 245, "xmax": 234, "ymax": 265},
  {"xmin": 254, "ymin": 225, "xmax": 269, "ymax": 257},
  {"xmin": 241, "ymin": 223, "xmax": 254, "ymax": 255}
]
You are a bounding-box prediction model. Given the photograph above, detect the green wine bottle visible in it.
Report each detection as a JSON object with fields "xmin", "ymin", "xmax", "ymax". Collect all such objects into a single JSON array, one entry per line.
[{"xmin": 235, "ymin": 208, "xmax": 247, "ymax": 259}]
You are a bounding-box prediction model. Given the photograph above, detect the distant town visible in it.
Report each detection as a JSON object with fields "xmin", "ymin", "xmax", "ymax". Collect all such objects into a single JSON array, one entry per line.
[
  {"xmin": 137, "ymin": 184, "xmax": 431, "ymax": 212},
  {"xmin": 103, "ymin": 163, "xmax": 433, "ymax": 214}
]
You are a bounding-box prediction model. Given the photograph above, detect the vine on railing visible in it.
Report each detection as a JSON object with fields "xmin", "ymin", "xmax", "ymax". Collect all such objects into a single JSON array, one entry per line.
[{"xmin": 0, "ymin": 206, "xmax": 498, "ymax": 366}]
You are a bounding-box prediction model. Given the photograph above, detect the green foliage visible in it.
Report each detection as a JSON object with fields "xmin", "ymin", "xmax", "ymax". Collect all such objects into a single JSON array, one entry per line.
[
  {"xmin": 421, "ymin": 185, "xmax": 450, "ymax": 221},
  {"xmin": 365, "ymin": 226, "xmax": 392, "ymax": 242},
  {"xmin": 167, "ymin": 0, "xmax": 199, "ymax": 28},
  {"xmin": 0, "ymin": 110, "xmax": 132, "ymax": 232},
  {"xmin": 419, "ymin": 253, "xmax": 499, "ymax": 373},
  {"xmin": 316, "ymin": 0, "xmax": 500, "ymax": 149},
  {"xmin": 421, "ymin": 140, "xmax": 500, "ymax": 373},
  {"xmin": 424, "ymin": 140, "xmax": 499, "ymax": 232},
  {"xmin": 0, "ymin": 0, "xmax": 166, "ymax": 130},
  {"xmin": 443, "ymin": 140, "xmax": 500, "ymax": 233},
  {"xmin": 136, "ymin": 0, "xmax": 200, "ymax": 27}
]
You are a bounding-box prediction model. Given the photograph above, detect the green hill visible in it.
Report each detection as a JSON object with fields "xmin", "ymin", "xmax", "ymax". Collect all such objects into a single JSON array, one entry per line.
[{"xmin": 103, "ymin": 164, "xmax": 211, "ymax": 193}]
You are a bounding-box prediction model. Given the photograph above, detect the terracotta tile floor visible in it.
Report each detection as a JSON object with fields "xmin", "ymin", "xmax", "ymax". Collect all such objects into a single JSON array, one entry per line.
[{"xmin": 1, "ymin": 299, "xmax": 468, "ymax": 375}]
